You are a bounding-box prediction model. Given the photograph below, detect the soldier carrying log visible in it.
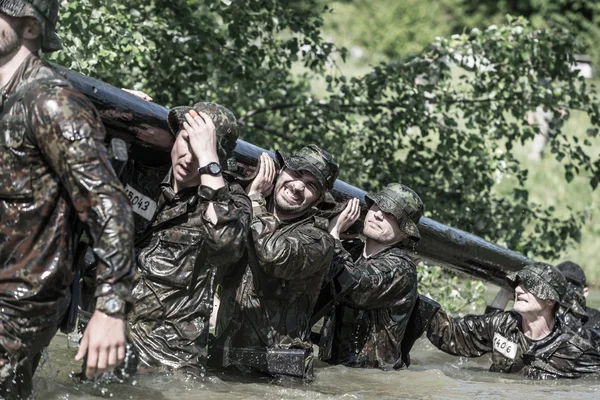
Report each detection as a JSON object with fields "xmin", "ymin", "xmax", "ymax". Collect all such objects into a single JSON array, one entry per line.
[
  {"xmin": 427, "ymin": 262, "xmax": 600, "ymax": 379},
  {"xmin": 211, "ymin": 147, "xmax": 339, "ymax": 377},
  {"xmin": 127, "ymin": 102, "xmax": 252, "ymax": 378},
  {"xmin": 318, "ymin": 183, "xmax": 424, "ymax": 370}
]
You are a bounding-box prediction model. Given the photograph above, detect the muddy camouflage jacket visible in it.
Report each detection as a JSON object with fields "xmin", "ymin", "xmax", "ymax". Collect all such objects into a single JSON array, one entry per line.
[
  {"xmin": 320, "ymin": 242, "xmax": 418, "ymax": 370},
  {"xmin": 0, "ymin": 55, "xmax": 135, "ymax": 321},
  {"xmin": 128, "ymin": 173, "xmax": 251, "ymax": 376},
  {"xmin": 428, "ymin": 308, "xmax": 600, "ymax": 379},
  {"xmin": 215, "ymin": 202, "xmax": 335, "ymax": 350},
  {"xmin": 560, "ymin": 283, "xmax": 600, "ymax": 336}
]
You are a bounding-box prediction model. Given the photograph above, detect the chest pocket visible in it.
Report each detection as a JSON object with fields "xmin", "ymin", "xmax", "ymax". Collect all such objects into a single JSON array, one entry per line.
[{"xmin": 0, "ymin": 115, "xmax": 33, "ymax": 200}]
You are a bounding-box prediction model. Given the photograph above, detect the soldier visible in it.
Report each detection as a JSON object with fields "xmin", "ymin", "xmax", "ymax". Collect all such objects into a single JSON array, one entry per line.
[
  {"xmin": 489, "ymin": 261, "xmax": 600, "ymax": 340},
  {"xmin": 0, "ymin": 1, "xmax": 135, "ymax": 398},
  {"xmin": 427, "ymin": 262, "xmax": 600, "ymax": 379},
  {"xmin": 557, "ymin": 261, "xmax": 600, "ymax": 334},
  {"xmin": 319, "ymin": 183, "xmax": 423, "ymax": 370},
  {"xmin": 127, "ymin": 103, "xmax": 251, "ymax": 378},
  {"xmin": 212, "ymin": 146, "xmax": 339, "ymax": 375}
]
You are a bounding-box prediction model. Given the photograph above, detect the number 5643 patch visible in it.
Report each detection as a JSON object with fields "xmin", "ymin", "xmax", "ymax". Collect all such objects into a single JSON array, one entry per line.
[{"xmin": 493, "ymin": 332, "xmax": 518, "ymax": 359}]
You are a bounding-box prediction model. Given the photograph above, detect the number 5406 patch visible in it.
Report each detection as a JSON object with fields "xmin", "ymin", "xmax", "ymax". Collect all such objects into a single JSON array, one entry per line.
[
  {"xmin": 125, "ymin": 184, "xmax": 157, "ymax": 221},
  {"xmin": 493, "ymin": 332, "xmax": 517, "ymax": 359}
]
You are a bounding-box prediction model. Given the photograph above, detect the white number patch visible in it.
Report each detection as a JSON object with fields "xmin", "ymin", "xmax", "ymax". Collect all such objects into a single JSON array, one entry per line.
[
  {"xmin": 125, "ymin": 184, "xmax": 157, "ymax": 221},
  {"xmin": 493, "ymin": 332, "xmax": 517, "ymax": 360}
]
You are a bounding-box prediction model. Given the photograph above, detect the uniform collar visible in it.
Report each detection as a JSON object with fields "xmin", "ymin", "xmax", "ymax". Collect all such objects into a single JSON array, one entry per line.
[
  {"xmin": 1, "ymin": 54, "xmax": 42, "ymax": 107},
  {"xmin": 160, "ymin": 168, "xmax": 198, "ymax": 204},
  {"xmin": 361, "ymin": 242, "xmax": 403, "ymax": 260}
]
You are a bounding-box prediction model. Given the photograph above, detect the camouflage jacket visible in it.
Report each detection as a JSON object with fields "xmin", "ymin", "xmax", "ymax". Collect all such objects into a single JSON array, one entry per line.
[
  {"xmin": 428, "ymin": 308, "xmax": 600, "ymax": 379},
  {"xmin": 320, "ymin": 242, "xmax": 418, "ymax": 370},
  {"xmin": 560, "ymin": 283, "xmax": 600, "ymax": 336},
  {"xmin": 215, "ymin": 203, "xmax": 335, "ymax": 350},
  {"xmin": 128, "ymin": 172, "xmax": 251, "ymax": 376},
  {"xmin": 0, "ymin": 54, "xmax": 134, "ymax": 321}
]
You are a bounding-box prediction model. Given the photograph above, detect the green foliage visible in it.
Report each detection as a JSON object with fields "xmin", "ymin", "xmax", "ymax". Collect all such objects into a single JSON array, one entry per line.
[
  {"xmin": 50, "ymin": 2, "xmax": 600, "ymax": 308},
  {"xmin": 324, "ymin": 1, "xmax": 600, "ymax": 68},
  {"xmin": 457, "ymin": 0, "xmax": 600, "ymax": 69},
  {"xmin": 51, "ymin": 0, "xmax": 336, "ymax": 111},
  {"xmin": 418, "ymin": 265, "xmax": 486, "ymax": 314},
  {"xmin": 324, "ymin": 0, "xmax": 461, "ymax": 60}
]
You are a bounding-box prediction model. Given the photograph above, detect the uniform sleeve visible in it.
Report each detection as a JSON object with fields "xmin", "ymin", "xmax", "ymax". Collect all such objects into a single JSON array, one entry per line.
[
  {"xmin": 324, "ymin": 239, "xmax": 355, "ymax": 282},
  {"xmin": 199, "ymin": 182, "xmax": 252, "ymax": 267},
  {"xmin": 27, "ymin": 85, "xmax": 135, "ymax": 303},
  {"xmin": 342, "ymin": 249, "xmax": 418, "ymax": 311},
  {"xmin": 427, "ymin": 308, "xmax": 501, "ymax": 357},
  {"xmin": 545, "ymin": 335, "xmax": 600, "ymax": 377},
  {"xmin": 250, "ymin": 213, "xmax": 335, "ymax": 280}
]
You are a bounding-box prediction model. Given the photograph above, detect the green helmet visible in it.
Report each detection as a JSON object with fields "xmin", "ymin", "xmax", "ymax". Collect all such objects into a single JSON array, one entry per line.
[
  {"xmin": 276, "ymin": 144, "xmax": 339, "ymax": 198},
  {"xmin": 365, "ymin": 183, "xmax": 424, "ymax": 241},
  {"xmin": 168, "ymin": 102, "xmax": 239, "ymax": 173},
  {"xmin": 506, "ymin": 262, "xmax": 567, "ymax": 303},
  {"xmin": 0, "ymin": 0, "xmax": 62, "ymax": 52}
]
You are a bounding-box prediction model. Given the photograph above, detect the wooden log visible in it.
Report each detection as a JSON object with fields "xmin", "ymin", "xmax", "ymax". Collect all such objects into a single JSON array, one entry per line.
[{"xmin": 53, "ymin": 64, "xmax": 533, "ymax": 287}]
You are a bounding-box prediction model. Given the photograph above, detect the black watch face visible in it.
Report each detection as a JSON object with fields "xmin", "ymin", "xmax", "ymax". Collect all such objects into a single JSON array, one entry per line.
[{"xmin": 209, "ymin": 163, "xmax": 221, "ymax": 175}]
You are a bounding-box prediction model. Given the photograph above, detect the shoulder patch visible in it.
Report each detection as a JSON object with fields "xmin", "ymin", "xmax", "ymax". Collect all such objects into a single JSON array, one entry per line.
[{"xmin": 59, "ymin": 117, "xmax": 94, "ymax": 141}]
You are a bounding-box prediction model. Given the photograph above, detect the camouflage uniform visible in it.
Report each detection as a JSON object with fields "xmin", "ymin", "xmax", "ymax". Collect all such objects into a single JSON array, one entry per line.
[
  {"xmin": 128, "ymin": 103, "xmax": 251, "ymax": 378},
  {"xmin": 0, "ymin": 2, "xmax": 135, "ymax": 396},
  {"xmin": 320, "ymin": 184, "xmax": 423, "ymax": 370},
  {"xmin": 428, "ymin": 263, "xmax": 600, "ymax": 379},
  {"xmin": 214, "ymin": 145, "xmax": 338, "ymax": 361},
  {"xmin": 557, "ymin": 261, "xmax": 600, "ymax": 335}
]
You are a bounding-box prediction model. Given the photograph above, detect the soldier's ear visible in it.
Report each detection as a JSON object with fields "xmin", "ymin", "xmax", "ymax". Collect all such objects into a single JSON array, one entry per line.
[{"xmin": 22, "ymin": 17, "xmax": 41, "ymax": 41}]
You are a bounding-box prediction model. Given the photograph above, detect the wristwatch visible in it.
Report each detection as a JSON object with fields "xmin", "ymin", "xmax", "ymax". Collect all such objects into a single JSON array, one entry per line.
[
  {"xmin": 249, "ymin": 193, "xmax": 266, "ymax": 206},
  {"xmin": 95, "ymin": 294, "xmax": 127, "ymax": 319},
  {"xmin": 198, "ymin": 162, "xmax": 222, "ymax": 176}
]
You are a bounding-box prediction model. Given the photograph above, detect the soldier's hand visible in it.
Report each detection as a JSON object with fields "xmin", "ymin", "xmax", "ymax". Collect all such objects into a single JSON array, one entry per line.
[
  {"xmin": 75, "ymin": 310, "xmax": 126, "ymax": 379},
  {"xmin": 329, "ymin": 198, "xmax": 361, "ymax": 239},
  {"xmin": 246, "ymin": 152, "xmax": 276, "ymax": 197},
  {"xmin": 122, "ymin": 88, "xmax": 153, "ymax": 102},
  {"xmin": 183, "ymin": 110, "xmax": 219, "ymax": 165}
]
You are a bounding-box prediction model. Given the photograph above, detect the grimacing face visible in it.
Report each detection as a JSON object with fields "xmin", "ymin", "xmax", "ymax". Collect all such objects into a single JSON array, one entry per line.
[
  {"xmin": 513, "ymin": 285, "xmax": 556, "ymax": 316},
  {"xmin": 273, "ymin": 168, "xmax": 321, "ymax": 217},
  {"xmin": 170, "ymin": 130, "xmax": 201, "ymax": 190},
  {"xmin": 362, "ymin": 204, "xmax": 405, "ymax": 245},
  {"xmin": 0, "ymin": 13, "xmax": 25, "ymax": 58}
]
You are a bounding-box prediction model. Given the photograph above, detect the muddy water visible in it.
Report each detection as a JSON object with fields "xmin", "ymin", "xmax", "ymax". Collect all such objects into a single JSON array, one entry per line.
[
  {"xmin": 32, "ymin": 290, "xmax": 600, "ymax": 400},
  {"xmin": 34, "ymin": 336, "xmax": 600, "ymax": 400}
]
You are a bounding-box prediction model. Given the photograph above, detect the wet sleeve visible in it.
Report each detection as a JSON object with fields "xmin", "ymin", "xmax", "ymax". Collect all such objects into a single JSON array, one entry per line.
[
  {"xmin": 324, "ymin": 239, "xmax": 355, "ymax": 282},
  {"xmin": 426, "ymin": 308, "xmax": 497, "ymax": 357},
  {"xmin": 570, "ymin": 347, "xmax": 600, "ymax": 375},
  {"xmin": 27, "ymin": 85, "xmax": 135, "ymax": 303},
  {"xmin": 199, "ymin": 183, "xmax": 252, "ymax": 267},
  {"xmin": 343, "ymin": 253, "xmax": 418, "ymax": 311},
  {"xmin": 548, "ymin": 336, "xmax": 600, "ymax": 377},
  {"xmin": 251, "ymin": 214, "xmax": 335, "ymax": 280}
]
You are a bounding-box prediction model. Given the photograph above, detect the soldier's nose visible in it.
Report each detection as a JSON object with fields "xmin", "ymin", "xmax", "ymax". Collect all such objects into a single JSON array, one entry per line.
[{"xmin": 290, "ymin": 181, "xmax": 305, "ymax": 194}]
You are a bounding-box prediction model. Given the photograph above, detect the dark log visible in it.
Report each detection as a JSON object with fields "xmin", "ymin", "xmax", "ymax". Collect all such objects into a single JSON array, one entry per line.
[{"xmin": 54, "ymin": 64, "xmax": 534, "ymax": 287}]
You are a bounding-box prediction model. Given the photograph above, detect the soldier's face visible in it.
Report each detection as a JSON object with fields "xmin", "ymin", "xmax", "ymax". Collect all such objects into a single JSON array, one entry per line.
[
  {"xmin": 273, "ymin": 168, "xmax": 320, "ymax": 217},
  {"xmin": 513, "ymin": 285, "xmax": 555, "ymax": 316},
  {"xmin": 362, "ymin": 204, "xmax": 405, "ymax": 245},
  {"xmin": 170, "ymin": 132, "xmax": 201, "ymax": 189},
  {"xmin": 0, "ymin": 14, "xmax": 24, "ymax": 58}
]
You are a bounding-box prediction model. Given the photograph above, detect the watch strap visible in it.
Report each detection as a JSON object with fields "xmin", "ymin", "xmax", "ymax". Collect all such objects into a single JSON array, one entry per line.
[{"xmin": 198, "ymin": 162, "xmax": 222, "ymax": 176}]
